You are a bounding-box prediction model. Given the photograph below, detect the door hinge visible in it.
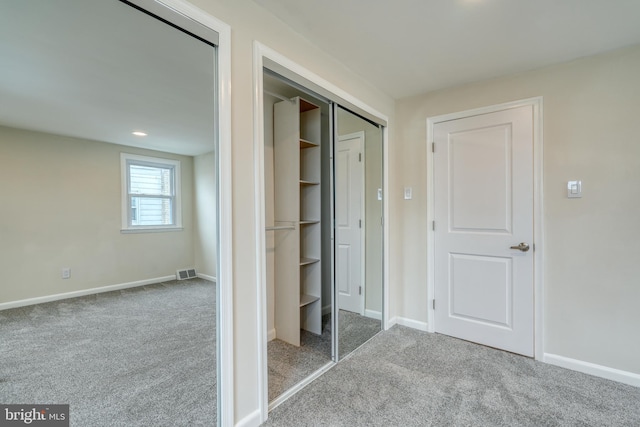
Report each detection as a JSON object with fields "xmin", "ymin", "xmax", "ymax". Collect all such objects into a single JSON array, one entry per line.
[
  {"xmin": 432, "ymin": 299, "xmax": 436, "ymax": 310},
  {"xmin": 359, "ymin": 152, "xmax": 362, "ymax": 162},
  {"xmin": 432, "ymin": 142, "xmax": 435, "ymax": 153},
  {"xmin": 359, "ymin": 219, "xmax": 362, "ymax": 228},
  {"xmin": 359, "ymin": 286, "xmax": 362, "ymax": 295},
  {"xmin": 432, "ymin": 221, "xmax": 435, "ymax": 231}
]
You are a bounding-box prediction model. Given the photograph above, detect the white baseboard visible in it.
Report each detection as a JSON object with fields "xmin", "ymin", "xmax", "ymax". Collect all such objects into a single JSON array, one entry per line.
[
  {"xmin": 543, "ymin": 353, "xmax": 640, "ymax": 388},
  {"xmin": 197, "ymin": 273, "xmax": 217, "ymax": 283},
  {"xmin": 364, "ymin": 309, "xmax": 382, "ymax": 321},
  {"xmin": 389, "ymin": 316, "xmax": 429, "ymax": 332},
  {"xmin": 234, "ymin": 408, "xmax": 262, "ymax": 427},
  {"xmin": 0, "ymin": 275, "xmax": 176, "ymax": 311},
  {"xmin": 267, "ymin": 328, "xmax": 276, "ymax": 342}
]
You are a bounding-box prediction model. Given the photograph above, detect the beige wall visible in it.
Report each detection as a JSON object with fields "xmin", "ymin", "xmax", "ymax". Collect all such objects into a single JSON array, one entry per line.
[
  {"xmin": 394, "ymin": 45, "xmax": 640, "ymax": 374},
  {"xmin": 0, "ymin": 126, "xmax": 195, "ymax": 304},
  {"xmin": 194, "ymin": 151, "xmax": 217, "ymax": 279},
  {"xmin": 188, "ymin": 0, "xmax": 395, "ymax": 423}
]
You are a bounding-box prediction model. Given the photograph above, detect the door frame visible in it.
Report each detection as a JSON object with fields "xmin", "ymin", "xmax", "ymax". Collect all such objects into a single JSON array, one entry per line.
[
  {"xmin": 426, "ymin": 97, "xmax": 544, "ymax": 360},
  {"xmin": 337, "ymin": 131, "xmax": 366, "ymax": 316},
  {"xmin": 253, "ymin": 42, "xmax": 390, "ymax": 423}
]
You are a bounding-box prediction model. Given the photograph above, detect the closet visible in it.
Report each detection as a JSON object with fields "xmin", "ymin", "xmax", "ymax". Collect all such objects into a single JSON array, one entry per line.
[{"xmin": 273, "ymin": 96, "xmax": 323, "ymax": 346}]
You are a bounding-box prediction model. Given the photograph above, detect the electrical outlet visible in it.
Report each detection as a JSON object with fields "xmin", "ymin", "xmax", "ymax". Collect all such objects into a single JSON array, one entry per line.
[{"xmin": 61, "ymin": 268, "xmax": 71, "ymax": 279}]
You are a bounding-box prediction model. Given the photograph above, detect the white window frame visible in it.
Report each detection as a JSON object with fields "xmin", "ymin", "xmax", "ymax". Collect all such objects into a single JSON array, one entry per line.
[{"xmin": 120, "ymin": 152, "xmax": 182, "ymax": 233}]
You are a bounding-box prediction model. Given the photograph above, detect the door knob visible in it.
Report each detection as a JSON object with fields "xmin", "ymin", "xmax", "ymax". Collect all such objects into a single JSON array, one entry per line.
[{"xmin": 510, "ymin": 242, "xmax": 530, "ymax": 252}]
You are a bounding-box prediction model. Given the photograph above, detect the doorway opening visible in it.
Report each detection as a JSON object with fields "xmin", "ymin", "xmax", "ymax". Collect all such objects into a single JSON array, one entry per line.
[{"xmin": 260, "ymin": 68, "xmax": 386, "ymax": 412}]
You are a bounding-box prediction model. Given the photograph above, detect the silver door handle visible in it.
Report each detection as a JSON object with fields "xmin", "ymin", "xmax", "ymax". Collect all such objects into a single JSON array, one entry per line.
[{"xmin": 510, "ymin": 242, "xmax": 530, "ymax": 252}]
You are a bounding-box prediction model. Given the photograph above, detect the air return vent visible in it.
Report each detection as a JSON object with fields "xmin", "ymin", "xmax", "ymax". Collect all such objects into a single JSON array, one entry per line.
[{"xmin": 176, "ymin": 268, "xmax": 197, "ymax": 280}]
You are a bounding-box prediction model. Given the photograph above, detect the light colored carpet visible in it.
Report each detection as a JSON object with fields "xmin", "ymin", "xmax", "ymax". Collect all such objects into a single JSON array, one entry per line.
[
  {"xmin": 337, "ymin": 310, "xmax": 381, "ymax": 359},
  {"xmin": 264, "ymin": 325, "xmax": 640, "ymax": 426},
  {"xmin": 0, "ymin": 278, "xmax": 216, "ymax": 426},
  {"xmin": 268, "ymin": 310, "xmax": 381, "ymax": 400}
]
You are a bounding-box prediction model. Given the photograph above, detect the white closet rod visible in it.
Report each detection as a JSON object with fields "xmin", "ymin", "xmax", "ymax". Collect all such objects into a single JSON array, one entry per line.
[
  {"xmin": 265, "ymin": 225, "xmax": 295, "ymax": 231},
  {"xmin": 264, "ymin": 90, "xmax": 294, "ymax": 103}
]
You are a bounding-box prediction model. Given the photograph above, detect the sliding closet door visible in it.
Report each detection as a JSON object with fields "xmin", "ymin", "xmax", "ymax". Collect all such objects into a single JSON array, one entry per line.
[
  {"xmin": 333, "ymin": 105, "xmax": 384, "ymax": 360},
  {"xmin": 0, "ymin": 1, "xmax": 223, "ymax": 424}
]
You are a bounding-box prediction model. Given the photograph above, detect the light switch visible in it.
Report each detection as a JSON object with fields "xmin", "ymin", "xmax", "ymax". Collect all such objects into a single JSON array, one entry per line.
[
  {"xmin": 567, "ymin": 180, "xmax": 582, "ymax": 198},
  {"xmin": 404, "ymin": 187, "xmax": 412, "ymax": 200}
]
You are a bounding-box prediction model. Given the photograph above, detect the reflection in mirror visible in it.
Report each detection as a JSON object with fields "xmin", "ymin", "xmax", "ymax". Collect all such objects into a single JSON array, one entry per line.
[
  {"xmin": 335, "ymin": 106, "xmax": 383, "ymax": 360},
  {"xmin": 0, "ymin": 1, "xmax": 219, "ymax": 424},
  {"xmin": 263, "ymin": 72, "xmax": 334, "ymax": 402}
]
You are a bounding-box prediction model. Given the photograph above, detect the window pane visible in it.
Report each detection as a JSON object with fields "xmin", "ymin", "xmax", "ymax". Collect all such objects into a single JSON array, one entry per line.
[
  {"xmin": 129, "ymin": 164, "xmax": 172, "ymax": 196},
  {"xmin": 131, "ymin": 196, "xmax": 173, "ymax": 226}
]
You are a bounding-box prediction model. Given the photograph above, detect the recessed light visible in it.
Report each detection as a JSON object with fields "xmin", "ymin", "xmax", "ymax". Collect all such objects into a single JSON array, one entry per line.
[{"xmin": 132, "ymin": 131, "xmax": 147, "ymax": 136}]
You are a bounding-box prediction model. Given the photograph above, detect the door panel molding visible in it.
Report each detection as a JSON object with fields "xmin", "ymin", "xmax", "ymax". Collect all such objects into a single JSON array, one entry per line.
[{"xmin": 426, "ymin": 97, "xmax": 544, "ymax": 360}]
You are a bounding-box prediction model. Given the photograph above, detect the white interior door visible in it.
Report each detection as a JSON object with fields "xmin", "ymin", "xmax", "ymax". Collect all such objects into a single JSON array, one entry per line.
[
  {"xmin": 337, "ymin": 132, "xmax": 364, "ymax": 314},
  {"xmin": 433, "ymin": 105, "xmax": 534, "ymax": 356}
]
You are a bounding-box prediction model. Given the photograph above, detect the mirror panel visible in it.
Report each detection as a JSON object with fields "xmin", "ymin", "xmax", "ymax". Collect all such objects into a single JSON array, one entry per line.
[
  {"xmin": 0, "ymin": 1, "xmax": 219, "ymax": 424},
  {"xmin": 335, "ymin": 106, "xmax": 383, "ymax": 359}
]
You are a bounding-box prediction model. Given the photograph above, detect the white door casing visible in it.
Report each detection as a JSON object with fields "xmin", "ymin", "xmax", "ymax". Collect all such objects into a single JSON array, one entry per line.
[
  {"xmin": 337, "ymin": 132, "xmax": 365, "ymax": 315},
  {"xmin": 433, "ymin": 105, "xmax": 535, "ymax": 357}
]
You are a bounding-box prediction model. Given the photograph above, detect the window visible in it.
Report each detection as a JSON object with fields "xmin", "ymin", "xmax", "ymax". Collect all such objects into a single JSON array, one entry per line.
[{"xmin": 121, "ymin": 153, "xmax": 182, "ymax": 232}]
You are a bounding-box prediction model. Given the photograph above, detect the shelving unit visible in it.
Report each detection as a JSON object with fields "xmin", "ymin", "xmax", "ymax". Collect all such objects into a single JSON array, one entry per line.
[{"xmin": 273, "ymin": 96, "xmax": 322, "ymax": 347}]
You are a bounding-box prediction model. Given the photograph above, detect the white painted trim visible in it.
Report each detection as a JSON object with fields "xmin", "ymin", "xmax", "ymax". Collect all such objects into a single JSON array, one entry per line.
[
  {"xmin": 544, "ymin": 354, "xmax": 640, "ymax": 388},
  {"xmin": 0, "ymin": 276, "xmax": 175, "ymax": 311},
  {"xmin": 364, "ymin": 309, "xmax": 382, "ymax": 321},
  {"xmin": 254, "ymin": 41, "xmax": 390, "ymax": 425},
  {"xmin": 258, "ymin": 44, "xmax": 389, "ymax": 126},
  {"xmin": 253, "ymin": 41, "xmax": 270, "ymax": 426},
  {"xmin": 197, "ymin": 273, "xmax": 217, "ymax": 283},
  {"xmin": 389, "ymin": 316, "xmax": 429, "ymax": 332},
  {"xmin": 268, "ymin": 362, "xmax": 335, "ymax": 412},
  {"xmin": 426, "ymin": 97, "xmax": 544, "ymax": 358},
  {"xmin": 234, "ymin": 409, "xmax": 262, "ymax": 427},
  {"xmin": 382, "ymin": 124, "xmax": 390, "ymax": 331},
  {"xmin": 155, "ymin": 2, "xmax": 234, "ymax": 426},
  {"xmin": 267, "ymin": 329, "xmax": 276, "ymax": 342}
]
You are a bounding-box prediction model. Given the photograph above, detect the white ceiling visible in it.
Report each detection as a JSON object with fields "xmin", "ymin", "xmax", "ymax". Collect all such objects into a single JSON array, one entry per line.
[
  {"xmin": 0, "ymin": 0, "xmax": 215, "ymax": 156},
  {"xmin": 254, "ymin": 0, "xmax": 640, "ymax": 99}
]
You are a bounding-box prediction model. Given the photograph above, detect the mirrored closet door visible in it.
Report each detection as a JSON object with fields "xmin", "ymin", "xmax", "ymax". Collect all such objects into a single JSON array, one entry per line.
[
  {"xmin": 0, "ymin": 1, "xmax": 221, "ymax": 424},
  {"xmin": 334, "ymin": 106, "xmax": 384, "ymax": 360},
  {"xmin": 263, "ymin": 70, "xmax": 385, "ymax": 405}
]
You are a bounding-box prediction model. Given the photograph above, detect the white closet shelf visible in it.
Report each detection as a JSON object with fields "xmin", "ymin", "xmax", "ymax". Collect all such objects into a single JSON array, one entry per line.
[
  {"xmin": 300, "ymin": 180, "xmax": 320, "ymax": 186},
  {"xmin": 299, "ymin": 294, "xmax": 320, "ymax": 307},
  {"xmin": 300, "ymin": 257, "xmax": 320, "ymax": 266},
  {"xmin": 300, "ymin": 139, "xmax": 319, "ymax": 149},
  {"xmin": 299, "ymin": 220, "xmax": 320, "ymax": 225}
]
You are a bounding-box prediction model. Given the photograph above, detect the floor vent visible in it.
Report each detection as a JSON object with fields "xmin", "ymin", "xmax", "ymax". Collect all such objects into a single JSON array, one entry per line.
[{"xmin": 176, "ymin": 268, "xmax": 197, "ymax": 280}]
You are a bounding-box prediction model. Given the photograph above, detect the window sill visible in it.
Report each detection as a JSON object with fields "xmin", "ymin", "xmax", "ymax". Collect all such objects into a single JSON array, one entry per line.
[{"xmin": 121, "ymin": 227, "xmax": 184, "ymax": 234}]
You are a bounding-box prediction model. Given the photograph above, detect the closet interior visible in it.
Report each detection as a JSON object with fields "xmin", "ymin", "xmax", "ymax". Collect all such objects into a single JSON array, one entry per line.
[
  {"xmin": 264, "ymin": 74, "xmax": 333, "ymax": 402},
  {"xmin": 263, "ymin": 70, "xmax": 384, "ymax": 404},
  {"xmin": 273, "ymin": 96, "xmax": 324, "ymax": 345}
]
